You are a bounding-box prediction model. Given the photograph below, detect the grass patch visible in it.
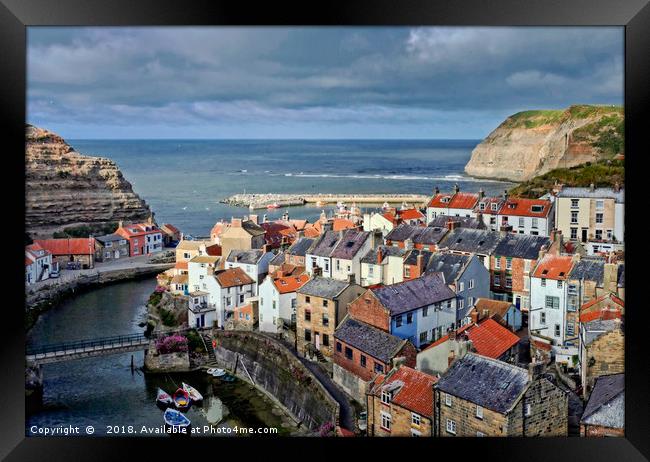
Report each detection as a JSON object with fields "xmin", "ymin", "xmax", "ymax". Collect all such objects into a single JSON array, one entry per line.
[{"xmin": 52, "ymin": 221, "xmax": 119, "ymax": 238}]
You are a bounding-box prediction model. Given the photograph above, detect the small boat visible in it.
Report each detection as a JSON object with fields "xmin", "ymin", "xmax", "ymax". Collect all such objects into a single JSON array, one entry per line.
[
  {"xmin": 267, "ymin": 202, "xmax": 280, "ymax": 209},
  {"xmin": 210, "ymin": 368, "xmax": 226, "ymax": 377},
  {"xmin": 173, "ymin": 388, "xmax": 191, "ymax": 410},
  {"xmin": 221, "ymin": 374, "xmax": 236, "ymax": 383},
  {"xmin": 182, "ymin": 382, "xmax": 203, "ymax": 402},
  {"xmin": 163, "ymin": 408, "xmax": 191, "ymax": 430},
  {"xmin": 315, "ymin": 200, "xmax": 327, "ymax": 207},
  {"xmin": 156, "ymin": 388, "xmax": 173, "ymax": 408}
]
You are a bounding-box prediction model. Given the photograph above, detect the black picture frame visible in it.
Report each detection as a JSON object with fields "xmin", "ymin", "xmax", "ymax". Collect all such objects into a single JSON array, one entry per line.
[{"xmin": 2, "ymin": 0, "xmax": 648, "ymax": 460}]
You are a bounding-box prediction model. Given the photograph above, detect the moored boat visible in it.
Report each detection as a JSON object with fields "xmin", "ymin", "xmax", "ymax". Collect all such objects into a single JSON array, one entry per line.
[
  {"xmin": 210, "ymin": 368, "xmax": 226, "ymax": 377},
  {"xmin": 163, "ymin": 408, "xmax": 191, "ymax": 432},
  {"xmin": 221, "ymin": 374, "xmax": 236, "ymax": 383},
  {"xmin": 182, "ymin": 382, "xmax": 203, "ymax": 402},
  {"xmin": 267, "ymin": 202, "xmax": 280, "ymax": 209},
  {"xmin": 156, "ymin": 388, "xmax": 173, "ymax": 408},
  {"xmin": 173, "ymin": 388, "xmax": 191, "ymax": 410}
]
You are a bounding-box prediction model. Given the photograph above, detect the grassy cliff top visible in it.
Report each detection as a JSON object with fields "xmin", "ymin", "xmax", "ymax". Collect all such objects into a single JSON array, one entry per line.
[
  {"xmin": 509, "ymin": 159, "xmax": 624, "ymax": 199},
  {"xmin": 503, "ymin": 105, "xmax": 623, "ymax": 129}
]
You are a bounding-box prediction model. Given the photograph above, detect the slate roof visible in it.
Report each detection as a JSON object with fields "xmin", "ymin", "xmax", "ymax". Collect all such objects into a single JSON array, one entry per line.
[
  {"xmin": 330, "ymin": 230, "xmax": 370, "ymax": 260},
  {"xmin": 334, "ymin": 317, "xmax": 407, "ymax": 363},
  {"xmin": 557, "ymin": 187, "xmax": 624, "ymax": 203},
  {"xmin": 581, "ymin": 374, "xmax": 624, "ymax": 429},
  {"xmin": 428, "ymin": 215, "xmax": 486, "ymax": 229},
  {"xmin": 493, "ymin": 234, "xmax": 550, "ymax": 260},
  {"xmin": 360, "ymin": 245, "xmax": 405, "ymax": 264},
  {"xmin": 226, "ymin": 249, "xmax": 265, "ymax": 265},
  {"xmin": 95, "ymin": 233, "xmax": 125, "ymax": 244},
  {"xmin": 385, "ymin": 224, "xmax": 448, "ymax": 245},
  {"xmin": 287, "ymin": 237, "xmax": 316, "ymax": 257},
  {"xmin": 241, "ymin": 220, "xmax": 266, "ymax": 236},
  {"xmin": 369, "ymin": 366, "xmax": 437, "ymax": 417},
  {"xmin": 583, "ymin": 319, "xmax": 623, "ymax": 346},
  {"xmin": 269, "ymin": 252, "xmax": 285, "ymax": 267},
  {"xmin": 569, "ymin": 257, "xmax": 606, "ymax": 283},
  {"xmin": 403, "ymin": 248, "xmax": 434, "ymax": 266},
  {"xmin": 308, "ymin": 231, "xmax": 341, "ymax": 257},
  {"xmin": 438, "ymin": 228, "xmax": 501, "ymax": 255},
  {"xmin": 371, "ymin": 273, "xmax": 456, "ymax": 316},
  {"xmin": 297, "ymin": 277, "xmax": 350, "ymax": 299},
  {"xmin": 425, "ymin": 253, "xmax": 471, "ymax": 283},
  {"xmin": 435, "ymin": 353, "xmax": 530, "ymax": 414}
]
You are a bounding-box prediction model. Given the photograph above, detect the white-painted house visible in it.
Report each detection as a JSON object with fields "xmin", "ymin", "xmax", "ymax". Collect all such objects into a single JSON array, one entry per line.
[
  {"xmin": 25, "ymin": 243, "xmax": 54, "ymax": 284},
  {"xmin": 186, "ymin": 255, "xmax": 221, "ymax": 328},
  {"xmin": 258, "ymin": 273, "xmax": 310, "ymax": 333},
  {"xmin": 305, "ymin": 230, "xmax": 340, "ymax": 278},
  {"xmin": 529, "ymin": 254, "xmax": 576, "ymax": 361},
  {"xmin": 225, "ymin": 248, "xmax": 275, "ymax": 294}
]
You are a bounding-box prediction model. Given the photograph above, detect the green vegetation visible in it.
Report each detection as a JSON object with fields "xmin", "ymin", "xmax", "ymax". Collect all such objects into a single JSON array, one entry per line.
[
  {"xmin": 53, "ymin": 222, "xmax": 118, "ymax": 238},
  {"xmin": 573, "ymin": 113, "xmax": 624, "ymax": 157},
  {"xmin": 509, "ymin": 159, "xmax": 624, "ymax": 198},
  {"xmin": 504, "ymin": 104, "xmax": 623, "ymax": 130},
  {"xmin": 185, "ymin": 329, "xmax": 206, "ymax": 354},
  {"xmin": 160, "ymin": 308, "xmax": 176, "ymax": 327},
  {"xmin": 148, "ymin": 291, "xmax": 163, "ymax": 307}
]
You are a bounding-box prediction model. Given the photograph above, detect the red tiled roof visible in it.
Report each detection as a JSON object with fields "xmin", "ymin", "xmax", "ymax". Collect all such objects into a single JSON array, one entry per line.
[
  {"xmin": 116, "ymin": 223, "xmax": 161, "ymax": 237},
  {"xmin": 289, "ymin": 219, "xmax": 309, "ymax": 231},
  {"xmin": 162, "ymin": 223, "xmax": 180, "ymax": 234},
  {"xmin": 303, "ymin": 226, "xmax": 320, "ymax": 238},
  {"xmin": 581, "ymin": 293, "xmax": 624, "ymax": 312},
  {"xmin": 580, "ymin": 308, "xmax": 623, "ymax": 323},
  {"xmin": 500, "ymin": 198, "xmax": 552, "ymax": 218},
  {"xmin": 210, "ymin": 221, "xmax": 228, "ymax": 237},
  {"xmin": 449, "ymin": 193, "xmax": 480, "ymax": 210},
  {"xmin": 274, "ymin": 274, "xmax": 310, "ymax": 294},
  {"xmin": 382, "ymin": 212, "xmax": 399, "ymax": 225},
  {"xmin": 532, "ymin": 255, "xmax": 574, "ymax": 280},
  {"xmin": 314, "ymin": 218, "xmax": 357, "ymax": 233},
  {"xmin": 214, "ymin": 267, "xmax": 254, "ymax": 288},
  {"xmin": 422, "ymin": 323, "xmax": 473, "ymax": 351},
  {"xmin": 205, "ymin": 244, "xmax": 222, "ymax": 256},
  {"xmin": 174, "ymin": 261, "xmax": 188, "ymax": 270},
  {"xmin": 465, "ymin": 319, "xmax": 520, "ymax": 359},
  {"xmin": 375, "ymin": 366, "xmax": 437, "ymax": 417},
  {"xmin": 531, "ymin": 339, "xmax": 552, "ymax": 352},
  {"xmin": 34, "ymin": 238, "xmax": 95, "ymax": 256},
  {"xmin": 397, "ymin": 208, "xmax": 425, "ymax": 221},
  {"xmin": 428, "ymin": 193, "xmax": 454, "ymax": 208}
]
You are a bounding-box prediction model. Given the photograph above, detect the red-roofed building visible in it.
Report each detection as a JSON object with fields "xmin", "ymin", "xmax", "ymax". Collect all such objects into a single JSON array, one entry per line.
[
  {"xmin": 426, "ymin": 185, "xmax": 479, "ymax": 223},
  {"xmin": 160, "ymin": 223, "xmax": 181, "ymax": 245},
  {"xmin": 367, "ymin": 365, "xmax": 437, "ymax": 436},
  {"xmin": 115, "ymin": 221, "xmax": 163, "ymax": 256},
  {"xmin": 579, "ymin": 293, "xmax": 624, "ymax": 323},
  {"xmin": 233, "ymin": 302, "xmax": 258, "ymax": 330},
  {"xmin": 258, "ymin": 272, "xmax": 311, "ymax": 333},
  {"xmin": 25, "ymin": 243, "xmax": 54, "ymax": 284},
  {"xmin": 465, "ymin": 319, "xmax": 520, "ymax": 360},
  {"xmin": 498, "ymin": 198, "xmax": 554, "ymax": 236},
  {"xmin": 34, "ymin": 238, "xmax": 95, "ymax": 268},
  {"xmin": 210, "ymin": 220, "xmax": 229, "ymax": 244},
  {"xmin": 261, "ymin": 221, "xmax": 298, "ymax": 249}
]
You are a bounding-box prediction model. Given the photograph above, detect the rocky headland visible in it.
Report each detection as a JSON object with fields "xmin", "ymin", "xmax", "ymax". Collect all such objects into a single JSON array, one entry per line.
[
  {"xmin": 465, "ymin": 105, "xmax": 624, "ymax": 182},
  {"xmin": 25, "ymin": 124, "xmax": 152, "ymax": 238}
]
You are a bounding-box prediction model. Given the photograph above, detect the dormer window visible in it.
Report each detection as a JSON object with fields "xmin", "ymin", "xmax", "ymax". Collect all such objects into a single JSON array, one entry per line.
[
  {"xmin": 531, "ymin": 205, "xmax": 544, "ymax": 213},
  {"xmin": 381, "ymin": 391, "xmax": 392, "ymax": 404},
  {"xmin": 479, "ymin": 203, "xmax": 486, "ymax": 210},
  {"xmin": 441, "ymin": 197, "xmax": 450, "ymax": 203},
  {"xmin": 491, "ymin": 203, "xmax": 498, "ymax": 211}
]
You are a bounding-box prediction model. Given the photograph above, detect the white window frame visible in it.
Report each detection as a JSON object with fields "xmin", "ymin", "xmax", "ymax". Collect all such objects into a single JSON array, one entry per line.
[
  {"xmin": 446, "ymin": 419, "xmax": 456, "ymax": 435},
  {"xmin": 445, "ymin": 394, "xmax": 452, "ymax": 406},
  {"xmin": 380, "ymin": 411, "xmax": 392, "ymax": 431},
  {"xmin": 381, "ymin": 391, "xmax": 392, "ymax": 405},
  {"xmin": 476, "ymin": 405, "xmax": 483, "ymax": 419},
  {"xmin": 411, "ymin": 413, "xmax": 421, "ymax": 426}
]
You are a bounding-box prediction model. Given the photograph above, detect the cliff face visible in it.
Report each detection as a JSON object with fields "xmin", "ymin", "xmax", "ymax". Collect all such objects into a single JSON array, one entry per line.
[
  {"xmin": 26, "ymin": 125, "xmax": 152, "ymax": 237},
  {"xmin": 465, "ymin": 105, "xmax": 624, "ymax": 182}
]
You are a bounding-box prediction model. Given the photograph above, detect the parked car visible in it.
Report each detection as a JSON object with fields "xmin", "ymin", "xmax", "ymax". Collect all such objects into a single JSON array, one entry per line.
[{"xmin": 50, "ymin": 268, "xmax": 60, "ymax": 278}]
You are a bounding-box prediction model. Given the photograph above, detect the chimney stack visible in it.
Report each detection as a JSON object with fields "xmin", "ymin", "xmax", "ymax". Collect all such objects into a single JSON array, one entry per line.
[
  {"xmin": 347, "ymin": 273, "xmax": 356, "ymax": 285},
  {"xmin": 377, "ymin": 247, "xmax": 383, "ymax": 265},
  {"xmin": 118, "ymin": 220, "xmax": 124, "ymax": 229},
  {"xmin": 503, "ymin": 190, "xmax": 509, "ymax": 201},
  {"xmin": 249, "ymin": 214, "xmax": 258, "ymax": 225},
  {"xmin": 434, "ymin": 186, "xmax": 440, "ymax": 195},
  {"xmin": 478, "ymin": 188, "xmax": 485, "ymax": 199},
  {"xmin": 446, "ymin": 219, "xmax": 460, "ymax": 231},
  {"xmin": 321, "ymin": 221, "xmax": 333, "ymax": 235},
  {"xmin": 416, "ymin": 252, "xmax": 425, "ymax": 274},
  {"xmin": 528, "ymin": 360, "xmax": 544, "ymax": 381},
  {"xmin": 453, "ymin": 184, "xmax": 460, "ymax": 194},
  {"xmin": 603, "ymin": 263, "xmax": 619, "ymax": 293},
  {"xmin": 232, "ymin": 218, "xmax": 242, "ymax": 228},
  {"xmin": 470, "ymin": 309, "xmax": 479, "ymax": 324}
]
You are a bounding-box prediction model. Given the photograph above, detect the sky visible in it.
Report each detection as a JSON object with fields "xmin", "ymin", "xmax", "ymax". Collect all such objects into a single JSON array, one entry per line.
[{"xmin": 27, "ymin": 27, "xmax": 624, "ymax": 140}]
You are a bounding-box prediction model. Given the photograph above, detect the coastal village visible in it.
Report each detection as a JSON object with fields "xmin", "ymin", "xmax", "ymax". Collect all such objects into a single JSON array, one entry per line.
[{"xmin": 26, "ymin": 181, "xmax": 625, "ymax": 437}]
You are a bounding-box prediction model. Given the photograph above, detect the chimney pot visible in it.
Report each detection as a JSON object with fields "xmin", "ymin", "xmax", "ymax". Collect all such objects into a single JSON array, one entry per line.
[
  {"xmin": 377, "ymin": 247, "xmax": 383, "ymax": 264},
  {"xmin": 590, "ymin": 183, "xmax": 595, "ymax": 192},
  {"xmin": 453, "ymin": 184, "xmax": 460, "ymax": 194}
]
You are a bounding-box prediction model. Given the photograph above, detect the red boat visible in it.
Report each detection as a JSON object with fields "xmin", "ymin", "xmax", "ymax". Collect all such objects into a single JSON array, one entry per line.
[
  {"xmin": 173, "ymin": 388, "xmax": 191, "ymax": 410},
  {"xmin": 266, "ymin": 202, "xmax": 280, "ymax": 209}
]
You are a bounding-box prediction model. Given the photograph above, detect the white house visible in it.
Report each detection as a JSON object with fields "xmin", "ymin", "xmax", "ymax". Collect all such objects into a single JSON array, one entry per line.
[
  {"xmin": 258, "ymin": 273, "xmax": 310, "ymax": 333},
  {"xmin": 212, "ymin": 268, "xmax": 255, "ymax": 328},
  {"xmin": 495, "ymin": 197, "xmax": 554, "ymax": 237},
  {"xmin": 359, "ymin": 245, "xmax": 405, "ymax": 287},
  {"xmin": 25, "ymin": 243, "xmax": 54, "ymax": 284},
  {"xmin": 529, "ymin": 254, "xmax": 577, "ymax": 363},
  {"xmin": 426, "ymin": 186, "xmax": 479, "ymax": 223},
  {"xmin": 225, "ymin": 248, "xmax": 275, "ymax": 294},
  {"xmin": 305, "ymin": 230, "xmax": 340, "ymax": 278},
  {"xmin": 362, "ymin": 212, "xmax": 396, "ymax": 236},
  {"xmin": 187, "ymin": 290, "xmax": 216, "ymax": 329},
  {"xmin": 330, "ymin": 229, "xmax": 372, "ymax": 283}
]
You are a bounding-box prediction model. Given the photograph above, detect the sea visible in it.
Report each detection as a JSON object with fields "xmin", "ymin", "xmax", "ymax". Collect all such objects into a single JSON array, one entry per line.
[{"xmin": 69, "ymin": 139, "xmax": 515, "ymax": 236}]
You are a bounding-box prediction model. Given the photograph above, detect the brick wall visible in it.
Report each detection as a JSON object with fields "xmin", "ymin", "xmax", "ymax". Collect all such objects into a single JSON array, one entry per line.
[
  {"xmin": 333, "ymin": 338, "xmax": 389, "ymax": 382},
  {"xmin": 436, "ymin": 390, "xmax": 508, "ymax": 436},
  {"xmin": 580, "ymin": 424, "xmax": 624, "ymax": 437},
  {"xmin": 296, "ymin": 293, "xmax": 337, "ymax": 358},
  {"xmin": 584, "ymin": 329, "xmax": 624, "ymax": 396},
  {"xmin": 368, "ymin": 394, "xmax": 433, "ymax": 436},
  {"xmin": 347, "ymin": 291, "xmax": 390, "ymax": 332},
  {"xmin": 516, "ymin": 378, "xmax": 568, "ymax": 437}
]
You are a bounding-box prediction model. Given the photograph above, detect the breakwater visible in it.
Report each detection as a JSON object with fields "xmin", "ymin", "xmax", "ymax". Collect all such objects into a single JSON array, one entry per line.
[
  {"xmin": 211, "ymin": 330, "xmax": 339, "ymax": 432},
  {"xmin": 221, "ymin": 193, "xmax": 430, "ymax": 209}
]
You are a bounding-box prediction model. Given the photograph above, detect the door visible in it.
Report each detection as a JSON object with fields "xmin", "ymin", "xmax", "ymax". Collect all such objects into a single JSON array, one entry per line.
[
  {"xmin": 114, "ymin": 250, "xmax": 119, "ymax": 259},
  {"xmin": 515, "ymin": 296, "xmax": 521, "ymax": 309},
  {"xmin": 314, "ymin": 333, "xmax": 320, "ymax": 350},
  {"xmin": 581, "ymin": 229, "xmax": 588, "ymax": 243}
]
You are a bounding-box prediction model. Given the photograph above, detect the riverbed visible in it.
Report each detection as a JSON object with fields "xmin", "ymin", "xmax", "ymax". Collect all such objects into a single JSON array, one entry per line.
[{"xmin": 26, "ymin": 278, "xmax": 299, "ymax": 437}]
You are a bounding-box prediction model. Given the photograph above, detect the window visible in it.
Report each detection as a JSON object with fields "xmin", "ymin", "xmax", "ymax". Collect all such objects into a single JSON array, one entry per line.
[
  {"xmin": 360, "ymin": 355, "xmax": 367, "ymax": 368},
  {"xmin": 571, "ymin": 199, "xmax": 579, "ymax": 208},
  {"xmin": 446, "ymin": 419, "xmax": 456, "ymax": 435},
  {"xmin": 491, "ymin": 203, "xmax": 498, "ymax": 211},
  {"xmin": 476, "ymin": 405, "xmax": 483, "ymax": 419},
  {"xmin": 406, "ymin": 313, "xmax": 413, "ymax": 324},
  {"xmin": 540, "ymin": 312, "xmax": 546, "ymax": 325},
  {"xmin": 381, "ymin": 391, "xmax": 392, "ymax": 404},
  {"xmin": 458, "ymin": 298, "xmax": 464, "ymax": 310},
  {"xmin": 447, "ymin": 300, "xmax": 453, "ymax": 309},
  {"xmin": 469, "ymin": 279, "xmax": 475, "ymax": 289},
  {"xmin": 596, "ymin": 200, "xmax": 604, "ymax": 210},
  {"xmin": 344, "ymin": 347, "xmax": 353, "ymax": 360},
  {"xmin": 477, "ymin": 431, "xmax": 486, "ymax": 437},
  {"xmin": 311, "ymin": 257, "xmax": 317, "ymax": 268},
  {"xmin": 571, "ymin": 211, "xmax": 578, "ymax": 224},
  {"xmin": 305, "ymin": 310, "xmax": 311, "ymax": 322},
  {"xmin": 525, "ymin": 403, "xmax": 532, "ymax": 417},
  {"xmin": 494, "ymin": 274, "xmax": 501, "ymax": 286},
  {"xmin": 305, "ymin": 296, "xmax": 310, "ymax": 303},
  {"xmin": 445, "ymin": 394, "xmax": 452, "ymax": 406},
  {"xmin": 322, "ymin": 314, "xmax": 329, "ymax": 327},
  {"xmin": 422, "ymin": 306, "xmax": 429, "ymax": 317},
  {"xmin": 459, "ymin": 281, "xmax": 465, "ymax": 292},
  {"xmin": 412, "ymin": 413, "xmax": 421, "ymax": 426},
  {"xmin": 374, "ymin": 362, "xmax": 384, "ymax": 373},
  {"xmin": 368, "ymin": 265, "xmax": 374, "ymax": 277},
  {"xmin": 531, "ymin": 218, "xmax": 538, "ymax": 229},
  {"xmin": 395, "ymin": 315, "xmax": 403, "ymax": 328},
  {"xmin": 518, "ymin": 217, "xmax": 524, "ymax": 228},
  {"xmin": 545, "ymin": 296, "xmax": 559, "ymax": 309},
  {"xmin": 541, "ymin": 278, "xmax": 546, "ymax": 287},
  {"xmin": 607, "ymin": 229, "xmax": 613, "ymax": 240},
  {"xmin": 557, "ymin": 280, "xmax": 563, "ymax": 289},
  {"xmin": 324, "ymin": 260, "xmax": 329, "ymax": 272},
  {"xmin": 381, "ymin": 412, "xmax": 392, "ymax": 431},
  {"xmin": 411, "ymin": 429, "xmax": 421, "ymax": 437},
  {"xmin": 404, "ymin": 266, "xmax": 411, "ymax": 278},
  {"xmin": 570, "ymin": 228, "xmax": 578, "ymax": 240},
  {"xmin": 336, "ymin": 342, "xmax": 342, "ymax": 352},
  {"xmin": 322, "ymin": 334, "xmax": 329, "ymax": 347},
  {"xmin": 506, "ymin": 258, "xmax": 512, "ymax": 270},
  {"xmin": 335, "ymin": 260, "xmax": 340, "ymax": 271},
  {"xmin": 596, "ymin": 213, "xmax": 603, "ymax": 224},
  {"xmin": 226, "ymin": 297, "xmax": 232, "ymax": 305},
  {"xmin": 567, "ymin": 296, "xmax": 578, "ymax": 311},
  {"xmin": 304, "ymin": 329, "xmax": 311, "ymax": 341},
  {"xmin": 239, "ymin": 294, "xmax": 245, "ymax": 303},
  {"xmin": 323, "ymin": 299, "xmax": 328, "ymax": 307},
  {"xmin": 554, "ymin": 324, "xmax": 561, "ymax": 337},
  {"xmin": 419, "ymin": 331, "xmax": 428, "ymax": 344},
  {"xmin": 595, "ymin": 229, "xmax": 603, "ymax": 240},
  {"xmin": 566, "ymin": 323, "xmax": 575, "ymax": 337},
  {"xmin": 495, "ymin": 257, "xmax": 501, "ymax": 269},
  {"xmin": 505, "ymin": 276, "xmax": 512, "ymax": 288},
  {"xmin": 272, "ymin": 300, "xmax": 276, "ymax": 310}
]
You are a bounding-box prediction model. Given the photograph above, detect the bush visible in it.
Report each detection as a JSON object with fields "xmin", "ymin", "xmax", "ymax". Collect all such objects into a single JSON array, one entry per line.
[
  {"xmin": 185, "ymin": 330, "xmax": 206, "ymax": 354},
  {"xmin": 160, "ymin": 308, "xmax": 176, "ymax": 327},
  {"xmin": 148, "ymin": 292, "xmax": 163, "ymax": 307},
  {"xmin": 155, "ymin": 334, "xmax": 188, "ymax": 354}
]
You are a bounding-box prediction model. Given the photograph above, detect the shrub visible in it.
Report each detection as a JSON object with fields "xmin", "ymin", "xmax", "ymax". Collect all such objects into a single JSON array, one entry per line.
[
  {"xmin": 160, "ymin": 308, "xmax": 176, "ymax": 327},
  {"xmin": 318, "ymin": 421, "xmax": 335, "ymax": 437},
  {"xmin": 156, "ymin": 334, "xmax": 188, "ymax": 354},
  {"xmin": 185, "ymin": 329, "xmax": 206, "ymax": 354}
]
